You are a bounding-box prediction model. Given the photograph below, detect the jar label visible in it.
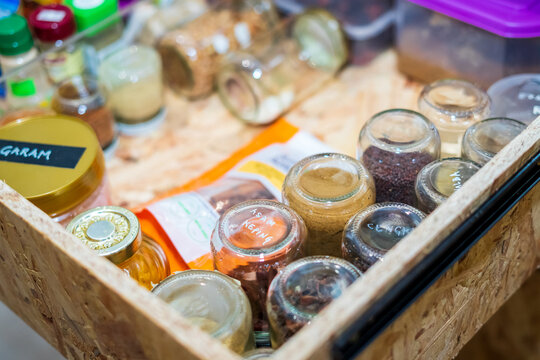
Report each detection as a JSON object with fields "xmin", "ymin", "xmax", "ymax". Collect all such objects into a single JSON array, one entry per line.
[
  {"xmin": 9, "ymin": 78, "xmax": 37, "ymax": 97},
  {"xmin": 37, "ymin": 9, "xmax": 66, "ymax": 22},
  {"xmin": 0, "ymin": 139, "xmax": 85, "ymax": 169}
]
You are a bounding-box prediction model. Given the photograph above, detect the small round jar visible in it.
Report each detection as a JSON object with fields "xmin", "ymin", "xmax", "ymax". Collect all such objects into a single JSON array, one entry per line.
[
  {"xmin": 342, "ymin": 203, "xmax": 426, "ymax": 272},
  {"xmin": 99, "ymin": 45, "xmax": 165, "ymax": 135},
  {"xmin": 0, "ymin": 115, "xmax": 110, "ymax": 226},
  {"xmin": 67, "ymin": 206, "xmax": 170, "ymax": 290},
  {"xmin": 152, "ymin": 270, "xmax": 254, "ymax": 354},
  {"xmin": 52, "ymin": 76, "xmax": 117, "ymax": 156},
  {"xmin": 418, "ymin": 79, "xmax": 490, "ymax": 158},
  {"xmin": 488, "ymin": 74, "xmax": 540, "ymax": 125},
  {"xmin": 243, "ymin": 348, "xmax": 274, "ymax": 359},
  {"xmin": 266, "ymin": 256, "xmax": 361, "ymax": 347},
  {"xmin": 158, "ymin": 0, "xmax": 278, "ymax": 99},
  {"xmin": 211, "ymin": 200, "xmax": 306, "ymax": 336},
  {"xmin": 217, "ymin": 9, "xmax": 347, "ymax": 125},
  {"xmin": 462, "ymin": 117, "xmax": 526, "ymax": 166},
  {"xmin": 357, "ymin": 109, "xmax": 440, "ymax": 206},
  {"xmin": 415, "ymin": 158, "xmax": 481, "ymax": 213}
]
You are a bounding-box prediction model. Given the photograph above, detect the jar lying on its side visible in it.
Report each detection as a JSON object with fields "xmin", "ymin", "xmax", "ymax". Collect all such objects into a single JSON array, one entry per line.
[
  {"xmin": 488, "ymin": 74, "xmax": 540, "ymax": 125},
  {"xmin": 152, "ymin": 270, "xmax": 254, "ymax": 354},
  {"xmin": 66, "ymin": 206, "xmax": 170, "ymax": 290},
  {"xmin": 357, "ymin": 109, "xmax": 440, "ymax": 206},
  {"xmin": 282, "ymin": 153, "xmax": 375, "ymax": 258},
  {"xmin": 217, "ymin": 8, "xmax": 347, "ymax": 125},
  {"xmin": 462, "ymin": 117, "xmax": 526, "ymax": 166},
  {"xmin": 266, "ymin": 256, "xmax": 361, "ymax": 347},
  {"xmin": 211, "ymin": 200, "xmax": 306, "ymax": 341},
  {"xmin": 0, "ymin": 115, "xmax": 111, "ymax": 226},
  {"xmin": 99, "ymin": 45, "xmax": 165, "ymax": 136},
  {"xmin": 158, "ymin": 0, "xmax": 278, "ymax": 99},
  {"xmin": 418, "ymin": 79, "xmax": 490, "ymax": 158},
  {"xmin": 243, "ymin": 348, "xmax": 274, "ymax": 359},
  {"xmin": 52, "ymin": 75, "xmax": 117, "ymax": 156},
  {"xmin": 342, "ymin": 202, "xmax": 425, "ymax": 272},
  {"xmin": 415, "ymin": 158, "xmax": 481, "ymax": 213}
]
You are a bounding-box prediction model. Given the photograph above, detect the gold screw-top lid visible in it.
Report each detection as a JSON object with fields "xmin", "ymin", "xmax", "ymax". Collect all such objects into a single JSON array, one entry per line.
[
  {"xmin": 66, "ymin": 206, "xmax": 142, "ymax": 264},
  {"xmin": 0, "ymin": 115, "xmax": 104, "ymax": 217}
]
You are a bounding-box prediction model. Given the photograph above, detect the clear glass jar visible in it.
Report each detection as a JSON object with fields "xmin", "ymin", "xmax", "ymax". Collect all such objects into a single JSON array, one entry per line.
[
  {"xmin": 266, "ymin": 256, "xmax": 361, "ymax": 347},
  {"xmin": 462, "ymin": 117, "xmax": 526, "ymax": 166},
  {"xmin": 342, "ymin": 202, "xmax": 425, "ymax": 272},
  {"xmin": 415, "ymin": 158, "xmax": 481, "ymax": 213},
  {"xmin": 357, "ymin": 109, "xmax": 440, "ymax": 206},
  {"xmin": 152, "ymin": 270, "xmax": 254, "ymax": 353},
  {"xmin": 67, "ymin": 206, "xmax": 170, "ymax": 290},
  {"xmin": 211, "ymin": 200, "xmax": 306, "ymax": 337},
  {"xmin": 0, "ymin": 115, "xmax": 111, "ymax": 225},
  {"xmin": 99, "ymin": 45, "xmax": 165, "ymax": 135},
  {"xmin": 217, "ymin": 8, "xmax": 347, "ymax": 125},
  {"xmin": 52, "ymin": 75, "xmax": 117, "ymax": 155},
  {"xmin": 418, "ymin": 79, "xmax": 491, "ymax": 158},
  {"xmin": 28, "ymin": 4, "xmax": 85, "ymax": 84},
  {"xmin": 158, "ymin": 0, "xmax": 278, "ymax": 99},
  {"xmin": 283, "ymin": 153, "xmax": 375, "ymax": 258},
  {"xmin": 243, "ymin": 348, "xmax": 274, "ymax": 359}
]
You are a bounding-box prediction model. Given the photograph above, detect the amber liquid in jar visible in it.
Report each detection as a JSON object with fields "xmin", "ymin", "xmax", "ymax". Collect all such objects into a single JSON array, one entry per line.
[{"xmin": 282, "ymin": 153, "xmax": 375, "ymax": 257}]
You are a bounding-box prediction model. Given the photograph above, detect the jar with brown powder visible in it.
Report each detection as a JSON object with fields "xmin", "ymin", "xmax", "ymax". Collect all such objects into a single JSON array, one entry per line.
[
  {"xmin": 52, "ymin": 75, "xmax": 117, "ymax": 156},
  {"xmin": 158, "ymin": 0, "xmax": 278, "ymax": 99},
  {"xmin": 282, "ymin": 153, "xmax": 375, "ymax": 257}
]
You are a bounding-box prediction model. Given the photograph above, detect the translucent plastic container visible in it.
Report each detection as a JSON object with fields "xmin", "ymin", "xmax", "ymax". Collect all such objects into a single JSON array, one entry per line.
[
  {"xmin": 396, "ymin": 0, "xmax": 540, "ymax": 88},
  {"xmin": 275, "ymin": 0, "xmax": 395, "ymax": 65}
]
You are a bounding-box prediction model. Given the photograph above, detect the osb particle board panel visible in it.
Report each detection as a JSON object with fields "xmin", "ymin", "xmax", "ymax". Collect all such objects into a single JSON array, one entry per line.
[{"xmin": 107, "ymin": 51, "xmax": 422, "ymax": 208}]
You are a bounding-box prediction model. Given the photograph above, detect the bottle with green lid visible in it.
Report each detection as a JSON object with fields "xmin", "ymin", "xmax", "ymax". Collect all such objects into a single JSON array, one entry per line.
[
  {"xmin": 0, "ymin": 115, "xmax": 111, "ymax": 225},
  {"xmin": 0, "ymin": 14, "xmax": 51, "ymax": 110}
]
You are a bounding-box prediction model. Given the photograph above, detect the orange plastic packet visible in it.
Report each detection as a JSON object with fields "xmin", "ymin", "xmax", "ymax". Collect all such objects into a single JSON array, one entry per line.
[{"xmin": 134, "ymin": 120, "xmax": 333, "ymax": 273}]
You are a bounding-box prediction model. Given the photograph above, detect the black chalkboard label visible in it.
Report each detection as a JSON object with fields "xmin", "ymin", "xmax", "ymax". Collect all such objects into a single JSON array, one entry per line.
[{"xmin": 0, "ymin": 139, "xmax": 86, "ymax": 169}]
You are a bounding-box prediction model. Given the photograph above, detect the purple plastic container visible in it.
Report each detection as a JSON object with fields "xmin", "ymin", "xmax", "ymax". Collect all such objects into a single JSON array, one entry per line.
[{"xmin": 396, "ymin": 0, "xmax": 540, "ymax": 88}]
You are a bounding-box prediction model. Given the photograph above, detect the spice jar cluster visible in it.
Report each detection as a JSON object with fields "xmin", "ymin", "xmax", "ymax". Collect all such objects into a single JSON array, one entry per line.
[{"xmin": 0, "ymin": 0, "xmax": 534, "ymax": 357}]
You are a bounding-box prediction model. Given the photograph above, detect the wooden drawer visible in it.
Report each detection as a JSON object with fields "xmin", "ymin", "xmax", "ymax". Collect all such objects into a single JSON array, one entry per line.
[{"xmin": 1, "ymin": 50, "xmax": 539, "ymax": 360}]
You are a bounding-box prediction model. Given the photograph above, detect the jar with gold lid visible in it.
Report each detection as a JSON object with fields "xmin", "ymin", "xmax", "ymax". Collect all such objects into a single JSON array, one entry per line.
[
  {"xmin": 66, "ymin": 206, "xmax": 170, "ymax": 290},
  {"xmin": 0, "ymin": 115, "xmax": 110, "ymax": 225},
  {"xmin": 152, "ymin": 270, "xmax": 254, "ymax": 354}
]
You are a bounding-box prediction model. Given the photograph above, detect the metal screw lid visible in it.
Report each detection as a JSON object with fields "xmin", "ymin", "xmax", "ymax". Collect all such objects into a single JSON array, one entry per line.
[{"xmin": 66, "ymin": 206, "xmax": 141, "ymax": 264}]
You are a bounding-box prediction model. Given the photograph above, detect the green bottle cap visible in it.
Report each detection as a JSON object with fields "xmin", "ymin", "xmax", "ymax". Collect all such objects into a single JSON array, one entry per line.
[
  {"xmin": 64, "ymin": 0, "xmax": 119, "ymax": 32},
  {"xmin": 0, "ymin": 14, "xmax": 34, "ymax": 56}
]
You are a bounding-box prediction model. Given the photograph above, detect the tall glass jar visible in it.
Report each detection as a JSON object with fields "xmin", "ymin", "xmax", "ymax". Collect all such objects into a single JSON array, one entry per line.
[
  {"xmin": 52, "ymin": 75, "xmax": 117, "ymax": 156},
  {"xmin": 210, "ymin": 200, "xmax": 306, "ymax": 339},
  {"xmin": 266, "ymin": 256, "xmax": 361, "ymax": 347},
  {"xmin": 418, "ymin": 79, "xmax": 490, "ymax": 158},
  {"xmin": 217, "ymin": 8, "xmax": 347, "ymax": 125},
  {"xmin": 99, "ymin": 45, "xmax": 165, "ymax": 135},
  {"xmin": 67, "ymin": 206, "xmax": 170, "ymax": 290},
  {"xmin": 342, "ymin": 202, "xmax": 425, "ymax": 272},
  {"xmin": 152, "ymin": 270, "xmax": 254, "ymax": 354},
  {"xmin": 461, "ymin": 117, "xmax": 526, "ymax": 166},
  {"xmin": 415, "ymin": 158, "xmax": 480, "ymax": 213},
  {"xmin": 158, "ymin": 0, "xmax": 278, "ymax": 99},
  {"xmin": 358, "ymin": 109, "xmax": 440, "ymax": 206},
  {"xmin": 282, "ymin": 153, "xmax": 375, "ymax": 258},
  {"xmin": 0, "ymin": 115, "xmax": 111, "ymax": 226}
]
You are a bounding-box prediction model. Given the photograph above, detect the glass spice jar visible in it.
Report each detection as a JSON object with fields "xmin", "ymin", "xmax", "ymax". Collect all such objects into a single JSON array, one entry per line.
[
  {"xmin": 418, "ymin": 79, "xmax": 491, "ymax": 158},
  {"xmin": 152, "ymin": 270, "xmax": 254, "ymax": 354},
  {"xmin": 266, "ymin": 256, "xmax": 361, "ymax": 347},
  {"xmin": 462, "ymin": 117, "xmax": 526, "ymax": 166},
  {"xmin": 67, "ymin": 206, "xmax": 170, "ymax": 290},
  {"xmin": 210, "ymin": 200, "xmax": 306, "ymax": 339},
  {"xmin": 357, "ymin": 109, "xmax": 440, "ymax": 206},
  {"xmin": 28, "ymin": 4, "xmax": 84, "ymax": 84},
  {"xmin": 415, "ymin": 158, "xmax": 481, "ymax": 213},
  {"xmin": 342, "ymin": 202, "xmax": 425, "ymax": 272},
  {"xmin": 158, "ymin": 0, "xmax": 278, "ymax": 99},
  {"xmin": 52, "ymin": 75, "xmax": 117, "ymax": 156},
  {"xmin": 0, "ymin": 115, "xmax": 111, "ymax": 226},
  {"xmin": 282, "ymin": 153, "xmax": 375, "ymax": 258},
  {"xmin": 217, "ymin": 8, "xmax": 347, "ymax": 125},
  {"xmin": 98, "ymin": 45, "xmax": 165, "ymax": 135}
]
